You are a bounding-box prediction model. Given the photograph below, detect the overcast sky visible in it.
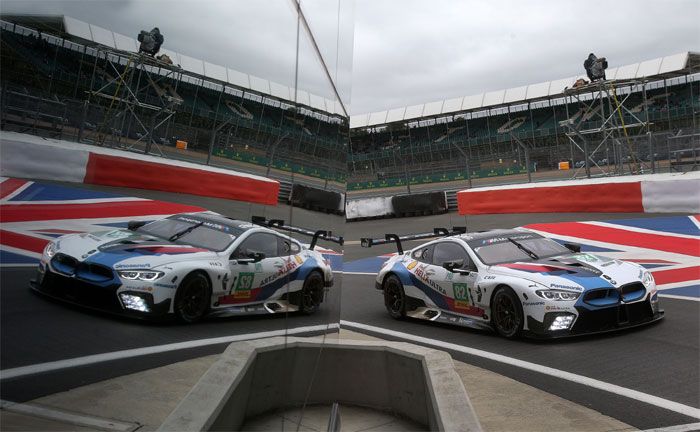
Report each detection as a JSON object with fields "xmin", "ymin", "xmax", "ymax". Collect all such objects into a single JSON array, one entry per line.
[{"xmin": 2, "ymin": 0, "xmax": 698, "ymax": 115}]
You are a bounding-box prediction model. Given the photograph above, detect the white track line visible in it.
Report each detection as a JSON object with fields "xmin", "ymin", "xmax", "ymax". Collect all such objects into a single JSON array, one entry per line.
[
  {"xmin": 0, "ymin": 399, "xmax": 138, "ymax": 431},
  {"xmin": 0, "ymin": 263, "xmax": 38, "ymax": 268},
  {"xmin": 338, "ymin": 271, "xmax": 378, "ymax": 276},
  {"xmin": 0, "ymin": 323, "xmax": 338, "ymax": 381},
  {"xmin": 641, "ymin": 422, "xmax": 700, "ymax": 432},
  {"xmin": 585, "ymin": 221, "xmax": 700, "ymax": 240},
  {"xmin": 659, "ymin": 294, "xmax": 700, "ymax": 302},
  {"xmin": 340, "ymin": 320, "xmax": 700, "ymax": 419}
]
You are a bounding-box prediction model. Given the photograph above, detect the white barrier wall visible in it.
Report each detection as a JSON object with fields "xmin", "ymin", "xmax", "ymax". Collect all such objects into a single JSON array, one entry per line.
[
  {"xmin": 0, "ymin": 136, "xmax": 88, "ymax": 183},
  {"xmin": 346, "ymin": 196, "xmax": 394, "ymax": 219},
  {"xmin": 642, "ymin": 178, "xmax": 700, "ymax": 213}
]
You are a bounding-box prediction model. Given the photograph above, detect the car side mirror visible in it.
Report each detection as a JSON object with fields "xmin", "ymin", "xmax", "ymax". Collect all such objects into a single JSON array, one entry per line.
[
  {"xmin": 248, "ymin": 252, "xmax": 265, "ymax": 263},
  {"xmin": 564, "ymin": 243, "xmax": 581, "ymax": 253},
  {"xmin": 127, "ymin": 220, "xmax": 147, "ymax": 231},
  {"xmin": 230, "ymin": 251, "xmax": 265, "ymax": 264},
  {"xmin": 442, "ymin": 259, "xmax": 464, "ymax": 272}
]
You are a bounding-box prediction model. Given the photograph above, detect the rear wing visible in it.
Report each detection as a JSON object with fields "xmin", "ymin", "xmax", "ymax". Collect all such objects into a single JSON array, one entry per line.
[
  {"xmin": 361, "ymin": 227, "xmax": 466, "ymax": 254},
  {"xmin": 251, "ymin": 216, "xmax": 344, "ymax": 249}
]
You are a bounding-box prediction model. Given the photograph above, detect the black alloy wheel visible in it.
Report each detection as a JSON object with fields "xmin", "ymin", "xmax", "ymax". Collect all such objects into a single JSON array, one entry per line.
[
  {"xmin": 174, "ymin": 273, "xmax": 210, "ymax": 323},
  {"xmin": 299, "ymin": 271, "xmax": 324, "ymax": 314},
  {"xmin": 491, "ymin": 287, "xmax": 523, "ymax": 338},
  {"xmin": 383, "ymin": 274, "xmax": 406, "ymax": 319}
]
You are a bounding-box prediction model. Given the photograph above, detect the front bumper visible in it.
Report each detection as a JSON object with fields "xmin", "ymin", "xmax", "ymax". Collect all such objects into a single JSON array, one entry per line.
[
  {"xmin": 525, "ymin": 295, "xmax": 664, "ymax": 338},
  {"xmin": 31, "ymin": 268, "xmax": 171, "ymax": 320}
]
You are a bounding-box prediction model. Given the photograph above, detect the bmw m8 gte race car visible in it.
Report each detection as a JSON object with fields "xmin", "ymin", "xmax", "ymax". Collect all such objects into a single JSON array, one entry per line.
[
  {"xmin": 31, "ymin": 213, "xmax": 342, "ymax": 323},
  {"xmin": 362, "ymin": 227, "xmax": 663, "ymax": 338}
]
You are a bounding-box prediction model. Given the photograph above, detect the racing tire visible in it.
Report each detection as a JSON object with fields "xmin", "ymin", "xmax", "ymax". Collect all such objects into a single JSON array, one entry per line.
[
  {"xmin": 174, "ymin": 272, "xmax": 211, "ymax": 324},
  {"xmin": 491, "ymin": 286, "xmax": 523, "ymax": 338},
  {"xmin": 383, "ymin": 274, "xmax": 406, "ymax": 319},
  {"xmin": 299, "ymin": 271, "xmax": 324, "ymax": 315}
]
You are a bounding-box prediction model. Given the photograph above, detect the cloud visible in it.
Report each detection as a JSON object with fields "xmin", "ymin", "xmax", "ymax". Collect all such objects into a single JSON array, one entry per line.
[
  {"xmin": 2, "ymin": 0, "xmax": 697, "ymax": 115},
  {"xmin": 351, "ymin": 0, "xmax": 700, "ymax": 114}
]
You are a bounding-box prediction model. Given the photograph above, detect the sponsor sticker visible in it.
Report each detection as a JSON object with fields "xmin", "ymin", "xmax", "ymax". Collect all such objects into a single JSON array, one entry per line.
[
  {"xmin": 545, "ymin": 305, "xmax": 571, "ymax": 311},
  {"xmin": 234, "ymin": 272, "xmax": 255, "ymax": 298},
  {"xmin": 124, "ymin": 285, "xmax": 153, "ymax": 292},
  {"xmin": 550, "ymin": 283, "xmax": 582, "ymax": 291},
  {"xmin": 115, "ymin": 263, "xmax": 151, "ymax": 269},
  {"xmin": 575, "ymin": 253, "xmax": 599, "ymax": 263},
  {"xmin": 105, "ymin": 230, "xmax": 133, "ymax": 239},
  {"xmin": 523, "ymin": 301, "xmax": 545, "ymax": 307},
  {"xmin": 414, "ymin": 265, "xmax": 446, "ymax": 295},
  {"xmin": 453, "ymin": 283, "xmax": 471, "ymax": 309}
]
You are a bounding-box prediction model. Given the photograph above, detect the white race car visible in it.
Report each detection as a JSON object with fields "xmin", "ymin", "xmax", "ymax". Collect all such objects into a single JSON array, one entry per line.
[
  {"xmin": 362, "ymin": 228, "xmax": 663, "ymax": 338},
  {"xmin": 31, "ymin": 213, "xmax": 341, "ymax": 322}
]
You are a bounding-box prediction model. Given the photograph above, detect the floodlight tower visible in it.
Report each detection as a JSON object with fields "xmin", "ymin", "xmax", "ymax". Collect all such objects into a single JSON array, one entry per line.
[
  {"xmin": 79, "ymin": 47, "xmax": 183, "ymax": 155},
  {"xmin": 561, "ymin": 78, "xmax": 653, "ymax": 178}
]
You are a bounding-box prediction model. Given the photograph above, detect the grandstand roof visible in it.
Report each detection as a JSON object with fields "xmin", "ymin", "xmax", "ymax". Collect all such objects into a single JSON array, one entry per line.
[
  {"xmin": 1, "ymin": 14, "xmax": 345, "ymax": 119},
  {"xmin": 350, "ymin": 51, "xmax": 700, "ymax": 129}
]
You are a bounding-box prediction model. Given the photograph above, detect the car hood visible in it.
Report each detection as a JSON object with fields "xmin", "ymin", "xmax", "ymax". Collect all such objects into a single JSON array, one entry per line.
[
  {"xmin": 487, "ymin": 253, "xmax": 645, "ymax": 291},
  {"xmin": 52, "ymin": 229, "xmax": 217, "ymax": 269}
]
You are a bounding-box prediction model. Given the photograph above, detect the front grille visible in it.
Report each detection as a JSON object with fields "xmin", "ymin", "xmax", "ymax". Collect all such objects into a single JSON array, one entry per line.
[
  {"xmin": 52, "ymin": 253, "xmax": 78, "ymax": 276},
  {"xmin": 583, "ymin": 288, "xmax": 620, "ymax": 306},
  {"xmin": 51, "ymin": 254, "xmax": 115, "ymax": 283},
  {"xmin": 620, "ymin": 282, "xmax": 646, "ymax": 302},
  {"xmin": 39, "ymin": 271, "xmax": 122, "ymax": 312},
  {"xmin": 573, "ymin": 295, "xmax": 654, "ymax": 334},
  {"xmin": 76, "ymin": 263, "xmax": 114, "ymax": 283}
]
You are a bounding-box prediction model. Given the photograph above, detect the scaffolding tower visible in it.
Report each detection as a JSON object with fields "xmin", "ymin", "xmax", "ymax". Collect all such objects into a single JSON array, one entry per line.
[
  {"xmin": 79, "ymin": 47, "xmax": 183, "ymax": 156},
  {"xmin": 561, "ymin": 78, "xmax": 654, "ymax": 178}
]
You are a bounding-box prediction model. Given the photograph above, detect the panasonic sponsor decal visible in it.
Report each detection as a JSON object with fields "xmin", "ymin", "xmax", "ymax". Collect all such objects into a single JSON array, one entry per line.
[
  {"xmin": 550, "ymin": 283, "xmax": 583, "ymax": 291},
  {"xmin": 114, "ymin": 263, "xmax": 152, "ymax": 269}
]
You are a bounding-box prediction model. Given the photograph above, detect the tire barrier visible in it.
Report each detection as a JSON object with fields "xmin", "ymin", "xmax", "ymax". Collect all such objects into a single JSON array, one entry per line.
[
  {"xmin": 289, "ymin": 184, "xmax": 344, "ymax": 214},
  {"xmin": 0, "ymin": 131, "xmax": 280, "ymax": 206},
  {"xmin": 392, "ymin": 192, "xmax": 448, "ymax": 218},
  {"xmin": 457, "ymin": 173, "xmax": 700, "ymax": 215}
]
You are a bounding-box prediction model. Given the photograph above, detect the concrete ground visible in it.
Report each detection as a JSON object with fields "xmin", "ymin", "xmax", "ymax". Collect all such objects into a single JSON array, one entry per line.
[{"xmin": 0, "ymin": 330, "xmax": 634, "ymax": 432}]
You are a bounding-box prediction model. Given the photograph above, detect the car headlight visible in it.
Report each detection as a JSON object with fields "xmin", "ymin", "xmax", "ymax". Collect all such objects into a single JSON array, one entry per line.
[
  {"xmin": 44, "ymin": 242, "xmax": 57, "ymax": 258},
  {"xmin": 535, "ymin": 289, "xmax": 580, "ymax": 301},
  {"xmin": 642, "ymin": 271, "xmax": 655, "ymax": 288},
  {"xmin": 118, "ymin": 270, "xmax": 164, "ymax": 281}
]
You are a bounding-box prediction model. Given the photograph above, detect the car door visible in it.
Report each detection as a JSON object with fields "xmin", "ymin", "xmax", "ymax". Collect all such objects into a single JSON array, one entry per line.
[
  {"xmin": 220, "ymin": 232, "xmax": 279, "ymax": 305},
  {"xmin": 431, "ymin": 241, "xmax": 483, "ymax": 317}
]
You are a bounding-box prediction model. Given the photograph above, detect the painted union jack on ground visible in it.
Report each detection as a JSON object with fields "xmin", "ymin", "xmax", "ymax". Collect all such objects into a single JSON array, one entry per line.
[
  {"xmin": 0, "ymin": 177, "xmax": 342, "ymax": 269},
  {"xmin": 0, "ymin": 177, "xmax": 207, "ymax": 265}
]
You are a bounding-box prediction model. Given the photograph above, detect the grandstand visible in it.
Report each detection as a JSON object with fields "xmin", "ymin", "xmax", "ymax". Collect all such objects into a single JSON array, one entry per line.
[
  {"xmin": 348, "ymin": 52, "xmax": 699, "ymax": 192},
  {"xmin": 2, "ymin": 14, "xmax": 698, "ymax": 198},
  {"xmin": 0, "ymin": 15, "xmax": 348, "ymax": 193}
]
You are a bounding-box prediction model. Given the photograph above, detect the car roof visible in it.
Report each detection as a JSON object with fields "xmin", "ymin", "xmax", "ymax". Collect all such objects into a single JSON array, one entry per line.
[
  {"xmin": 173, "ymin": 213, "xmax": 303, "ymax": 243},
  {"xmin": 456, "ymin": 228, "xmax": 532, "ymax": 241},
  {"xmin": 170, "ymin": 213, "xmax": 260, "ymax": 233}
]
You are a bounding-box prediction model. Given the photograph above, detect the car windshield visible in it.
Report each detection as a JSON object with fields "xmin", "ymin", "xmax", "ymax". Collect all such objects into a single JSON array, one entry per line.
[
  {"xmin": 468, "ymin": 234, "xmax": 569, "ymax": 265},
  {"xmin": 137, "ymin": 217, "xmax": 243, "ymax": 252}
]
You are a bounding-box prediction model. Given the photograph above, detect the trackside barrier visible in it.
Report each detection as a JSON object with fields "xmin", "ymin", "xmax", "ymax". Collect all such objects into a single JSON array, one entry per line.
[
  {"xmin": 289, "ymin": 184, "xmax": 345, "ymax": 214},
  {"xmin": 0, "ymin": 132, "xmax": 279, "ymax": 206},
  {"xmin": 346, "ymin": 192, "xmax": 448, "ymax": 221},
  {"xmin": 457, "ymin": 173, "xmax": 700, "ymax": 215},
  {"xmin": 345, "ymin": 196, "xmax": 394, "ymax": 220},
  {"xmin": 392, "ymin": 192, "xmax": 448, "ymax": 217}
]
